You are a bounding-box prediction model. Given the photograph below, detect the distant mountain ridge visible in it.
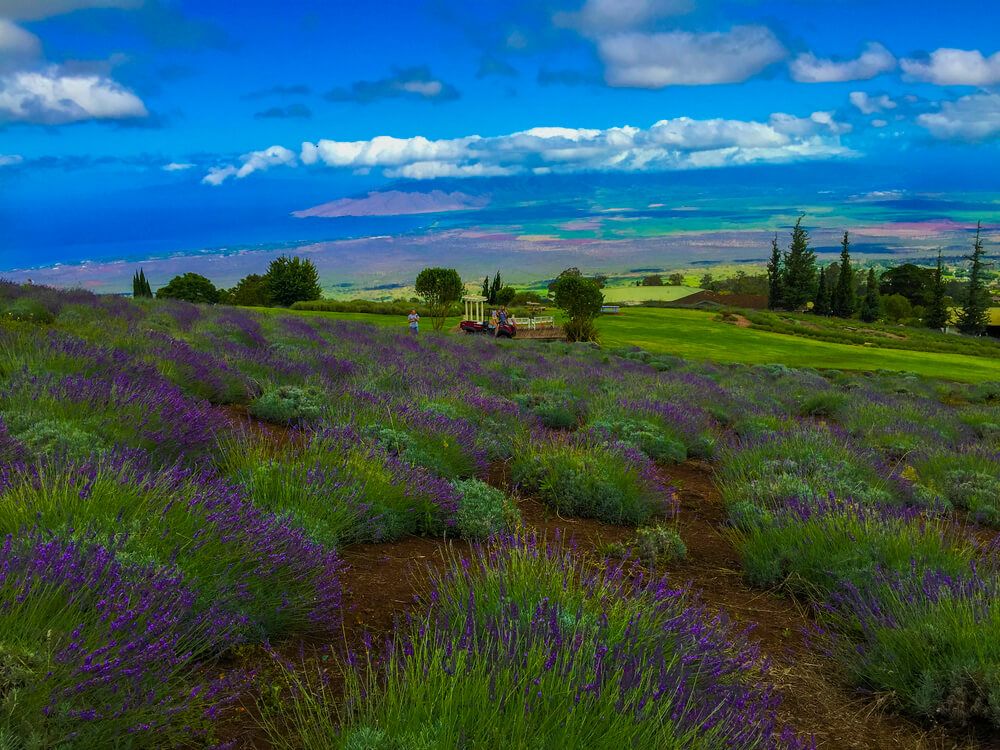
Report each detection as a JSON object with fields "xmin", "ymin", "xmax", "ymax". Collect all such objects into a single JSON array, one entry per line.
[{"xmin": 293, "ymin": 189, "xmax": 488, "ymax": 218}]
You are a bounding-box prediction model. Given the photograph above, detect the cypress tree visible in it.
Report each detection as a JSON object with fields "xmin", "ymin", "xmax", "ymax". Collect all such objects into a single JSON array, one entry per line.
[
  {"xmin": 925, "ymin": 250, "xmax": 949, "ymax": 330},
  {"xmin": 813, "ymin": 266, "xmax": 831, "ymax": 315},
  {"xmin": 782, "ymin": 216, "xmax": 817, "ymax": 310},
  {"xmin": 859, "ymin": 268, "xmax": 881, "ymax": 323},
  {"xmin": 957, "ymin": 222, "xmax": 991, "ymax": 336},
  {"xmin": 831, "ymin": 231, "xmax": 855, "ymax": 317},
  {"xmin": 132, "ymin": 268, "xmax": 152, "ymax": 298},
  {"xmin": 766, "ymin": 234, "xmax": 784, "ymax": 309}
]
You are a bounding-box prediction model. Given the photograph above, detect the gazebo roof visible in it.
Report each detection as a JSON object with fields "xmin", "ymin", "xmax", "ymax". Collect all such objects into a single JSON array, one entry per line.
[{"xmin": 462, "ymin": 295, "xmax": 488, "ymax": 302}]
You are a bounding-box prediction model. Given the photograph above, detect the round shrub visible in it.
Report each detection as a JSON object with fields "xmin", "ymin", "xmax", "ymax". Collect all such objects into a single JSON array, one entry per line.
[
  {"xmin": 2, "ymin": 298, "xmax": 55, "ymax": 324},
  {"xmin": 16, "ymin": 419, "xmax": 108, "ymax": 461},
  {"xmin": 607, "ymin": 525, "xmax": 686, "ymax": 564},
  {"xmin": 590, "ymin": 418, "xmax": 686, "ymax": 463},
  {"xmin": 452, "ymin": 479, "xmax": 519, "ymax": 539},
  {"xmin": 249, "ymin": 385, "xmax": 324, "ymax": 425}
]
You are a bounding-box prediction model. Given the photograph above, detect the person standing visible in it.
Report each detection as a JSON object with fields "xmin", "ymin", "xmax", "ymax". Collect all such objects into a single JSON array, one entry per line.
[{"xmin": 407, "ymin": 309, "xmax": 420, "ymax": 335}]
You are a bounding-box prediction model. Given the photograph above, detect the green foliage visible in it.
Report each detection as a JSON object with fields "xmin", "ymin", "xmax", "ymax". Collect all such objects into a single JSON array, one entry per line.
[
  {"xmin": 495, "ymin": 286, "xmax": 516, "ymax": 306},
  {"xmin": 766, "ymin": 235, "xmax": 784, "ymax": 310},
  {"xmin": 230, "ymin": 273, "xmax": 271, "ymax": 307},
  {"xmin": 156, "ymin": 273, "xmax": 220, "ymax": 304},
  {"xmin": 925, "ymin": 251, "xmax": 950, "ymax": 330},
  {"xmin": 15, "ymin": 418, "xmax": 108, "ymax": 461},
  {"xmin": 415, "ymin": 267, "xmax": 463, "ymax": 331},
  {"xmin": 831, "ymin": 231, "xmax": 856, "ymax": 317},
  {"xmin": 667, "ymin": 272, "xmax": 685, "ymax": 286},
  {"xmin": 369, "ymin": 425, "xmax": 479, "ymax": 480},
  {"xmin": 514, "ymin": 390, "xmax": 587, "ymax": 430},
  {"xmin": 781, "ymin": 217, "xmax": 817, "ymax": 310},
  {"xmin": 551, "ymin": 274, "xmax": 603, "ymax": 342},
  {"xmin": 606, "ymin": 524, "xmax": 686, "ymax": 564},
  {"xmin": 860, "ymin": 268, "xmax": 881, "ymax": 323},
  {"xmin": 511, "ymin": 441, "xmax": 663, "ymax": 525},
  {"xmin": 812, "ymin": 265, "xmax": 831, "ymax": 315},
  {"xmin": 798, "ymin": 391, "xmax": 846, "ymax": 418},
  {"xmin": 591, "ymin": 418, "xmax": 686, "ymax": 463},
  {"xmin": 641, "ymin": 274, "xmax": 664, "ymax": 286},
  {"xmin": 882, "ymin": 293, "xmax": 913, "ymax": 322},
  {"xmin": 264, "ymin": 256, "xmax": 322, "ymax": 307},
  {"xmin": 452, "ymin": 479, "xmax": 519, "ymax": 539},
  {"xmin": 249, "ymin": 385, "xmax": 324, "ymax": 425},
  {"xmin": 132, "ymin": 268, "xmax": 152, "ymax": 298},
  {"xmin": 1, "ymin": 298, "xmax": 55, "ymax": 324},
  {"xmin": 957, "ymin": 223, "xmax": 991, "ymax": 336}
]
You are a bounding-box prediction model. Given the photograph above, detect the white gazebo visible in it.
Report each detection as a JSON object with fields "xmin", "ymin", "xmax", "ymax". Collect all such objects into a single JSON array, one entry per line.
[{"xmin": 462, "ymin": 294, "xmax": 487, "ymax": 323}]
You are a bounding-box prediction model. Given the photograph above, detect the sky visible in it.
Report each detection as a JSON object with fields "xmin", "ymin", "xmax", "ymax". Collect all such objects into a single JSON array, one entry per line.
[{"xmin": 1, "ymin": 0, "xmax": 999, "ymax": 278}]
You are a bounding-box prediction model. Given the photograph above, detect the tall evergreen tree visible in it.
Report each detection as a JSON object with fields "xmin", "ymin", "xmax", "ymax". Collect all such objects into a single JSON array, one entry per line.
[
  {"xmin": 813, "ymin": 266, "xmax": 831, "ymax": 315},
  {"xmin": 859, "ymin": 268, "xmax": 881, "ymax": 323},
  {"xmin": 766, "ymin": 234, "xmax": 784, "ymax": 309},
  {"xmin": 781, "ymin": 217, "xmax": 817, "ymax": 310},
  {"xmin": 132, "ymin": 268, "xmax": 152, "ymax": 298},
  {"xmin": 957, "ymin": 222, "xmax": 991, "ymax": 336},
  {"xmin": 831, "ymin": 231, "xmax": 855, "ymax": 317},
  {"xmin": 925, "ymin": 250, "xmax": 949, "ymax": 330}
]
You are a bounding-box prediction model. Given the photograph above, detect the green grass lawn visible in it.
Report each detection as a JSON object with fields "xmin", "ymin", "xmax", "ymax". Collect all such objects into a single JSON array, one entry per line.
[
  {"xmin": 600, "ymin": 285, "xmax": 700, "ymax": 303},
  {"xmin": 598, "ymin": 307, "xmax": 1000, "ymax": 383}
]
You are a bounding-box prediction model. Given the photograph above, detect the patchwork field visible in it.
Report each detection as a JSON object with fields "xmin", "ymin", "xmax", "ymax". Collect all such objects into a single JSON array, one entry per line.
[{"xmin": 0, "ymin": 280, "xmax": 998, "ymax": 749}]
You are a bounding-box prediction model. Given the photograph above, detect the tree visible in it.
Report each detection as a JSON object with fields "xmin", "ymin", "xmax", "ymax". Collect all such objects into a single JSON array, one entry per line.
[
  {"xmin": 879, "ymin": 263, "xmax": 934, "ymax": 306},
  {"xmin": 859, "ymin": 268, "xmax": 881, "ymax": 323},
  {"xmin": 813, "ymin": 266, "xmax": 831, "ymax": 315},
  {"xmin": 957, "ymin": 222, "xmax": 991, "ymax": 336},
  {"xmin": 481, "ymin": 271, "xmax": 504, "ymax": 304},
  {"xmin": 132, "ymin": 268, "xmax": 152, "ymax": 298},
  {"xmin": 548, "ymin": 267, "xmax": 582, "ymax": 294},
  {"xmin": 264, "ymin": 256, "xmax": 322, "ymax": 307},
  {"xmin": 496, "ymin": 286, "xmax": 517, "ymax": 306},
  {"xmin": 230, "ymin": 274, "xmax": 271, "ymax": 307},
  {"xmin": 155, "ymin": 273, "xmax": 220, "ymax": 304},
  {"xmin": 667, "ymin": 272, "xmax": 685, "ymax": 286},
  {"xmin": 551, "ymin": 274, "xmax": 603, "ymax": 342},
  {"xmin": 592, "ymin": 274, "xmax": 608, "ymax": 289},
  {"xmin": 831, "ymin": 231, "xmax": 855, "ymax": 318},
  {"xmin": 415, "ymin": 267, "xmax": 464, "ymax": 331},
  {"xmin": 882, "ymin": 293, "xmax": 913, "ymax": 322},
  {"xmin": 641, "ymin": 274, "xmax": 664, "ymax": 286},
  {"xmin": 766, "ymin": 235, "xmax": 784, "ymax": 310},
  {"xmin": 699, "ymin": 273, "xmax": 716, "ymax": 291},
  {"xmin": 782, "ymin": 217, "xmax": 817, "ymax": 310},
  {"xmin": 925, "ymin": 250, "xmax": 950, "ymax": 330}
]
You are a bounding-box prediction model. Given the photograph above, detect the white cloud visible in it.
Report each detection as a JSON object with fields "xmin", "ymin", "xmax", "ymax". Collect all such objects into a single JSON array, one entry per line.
[
  {"xmin": 790, "ymin": 42, "xmax": 895, "ymax": 83},
  {"xmin": 555, "ymin": 0, "xmax": 692, "ymax": 35},
  {"xmin": 0, "ymin": 67, "xmax": 147, "ymax": 123},
  {"xmin": 208, "ymin": 112, "xmax": 855, "ymax": 185},
  {"xmin": 0, "ymin": 19, "xmax": 40, "ymax": 70},
  {"xmin": 162, "ymin": 162, "xmax": 194, "ymax": 171},
  {"xmin": 0, "ymin": 153, "xmax": 22, "ymax": 166},
  {"xmin": 917, "ymin": 93, "xmax": 1000, "ymax": 142},
  {"xmin": 849, "ymin": 91, "xmax": 897, "ymax": 115},
  {"xmin": 0, "ymin": 0, "xmax": 141, "ymax": 21},
  {"xmin": 901, "ymin": 48, "xmax": 1000, "ymax": 86},
  {"xmin": 872, "ymin": 119, "xmax": 888, "ymax": 128},
  {"xmin": 598, "ymin": 26, "xmax": 786, "ymax": 87},
  {"xmin": 202, "ymin": 145, "xmax": 297, "ymax": 185}
]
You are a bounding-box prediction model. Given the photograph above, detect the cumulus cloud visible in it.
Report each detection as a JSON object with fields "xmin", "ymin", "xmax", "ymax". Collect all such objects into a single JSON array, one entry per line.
[
  {"xmin": 917, "ymin": 93, "xmax": 1000, "ymax": 142},
  {"xmin": 0, "ymin": 66, "xmax": 147, "ymax": 124},
  {"xmin": 254, "ymin": 103, "xmax": 311, "ymax": 119},
  {"xmin": 0, "ymin": 153, "xmax": 22, "ymax": 166},
  {"xmin": 207, "ymin": 112, "xmax": 855, "ymax": 186},
  {"xmin": 325, "ymin": 66, "xmax": 459, "ymax": 104},
  {"xmin": 789, "ymin": 42, "xmax": 895, "ymax": 83},
  {"xmin": 0, "ymin": 0, "xmax": 141, "ymax": 21},
  {"xmin": 162, "ymin": 161, "xmax": 194, "ymax": 171},
  {"xmin": 0, "ymin": 19, "xmax": 40, "ymax": 70},
  {"xmin": 202, "ymin": 145, "xmax": 297, "ymax": 185},
  {"xmin": 901, "ymin": 48, "xmax": 1000, "ymax": 86},
  {"xmin": 598, "ymin": 26, "xmax": 786, "ymax": 87},
  {"xmin": 555, "ymin": 0, "xmax": 693, "ymax": 35},
  {"xmin": 849, "ymin": 91, "xmax": 897, "ymax": 115}
]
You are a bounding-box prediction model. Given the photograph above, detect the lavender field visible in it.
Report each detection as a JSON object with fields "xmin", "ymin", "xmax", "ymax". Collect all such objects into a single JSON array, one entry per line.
[{"xmin": 0, "ymin": 280, "xmax": 997, "ymax": 749}]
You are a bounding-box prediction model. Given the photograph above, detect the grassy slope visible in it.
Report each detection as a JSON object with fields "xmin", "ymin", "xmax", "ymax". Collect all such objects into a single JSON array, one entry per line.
[
  {"xmin": 599, "ymin": 308, "xmax": 1000, "ymax": 382},
  {"xmin": 600, "ymin": 285, "xmax": 700, "ymax": 303},
  {"xmin": 263, "ymin": 305, "xmax": 1000, "ymax": 383}
]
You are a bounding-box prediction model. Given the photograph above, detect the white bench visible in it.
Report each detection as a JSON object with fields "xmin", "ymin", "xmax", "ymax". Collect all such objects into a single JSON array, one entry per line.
[{"xmin": 511, "ymin": 316, "xmax": 533, "ymax": 328}]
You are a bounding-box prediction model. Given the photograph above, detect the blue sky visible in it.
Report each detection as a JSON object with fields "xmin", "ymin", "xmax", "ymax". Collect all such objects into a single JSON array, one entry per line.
[{"xmin": 1, "ymin": 0, "xmax": 998, "ymax": 268}]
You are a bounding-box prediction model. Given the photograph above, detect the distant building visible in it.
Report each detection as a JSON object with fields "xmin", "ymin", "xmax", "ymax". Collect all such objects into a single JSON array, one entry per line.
[{"xmin": 670, "ymin": 290, "xmax": 768, "ymax": 310}]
